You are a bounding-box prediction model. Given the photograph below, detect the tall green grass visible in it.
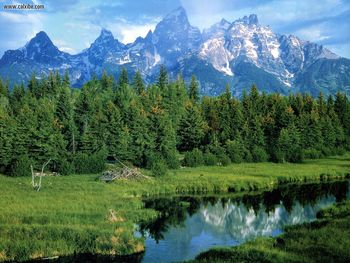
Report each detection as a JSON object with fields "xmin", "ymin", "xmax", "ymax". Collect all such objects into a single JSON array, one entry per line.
[{"xmin": 0, "ymin": 153, "xmax": 349, "ymax": 261}]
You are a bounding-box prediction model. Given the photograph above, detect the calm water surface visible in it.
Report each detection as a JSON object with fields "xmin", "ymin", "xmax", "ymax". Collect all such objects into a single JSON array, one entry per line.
[{"xmin": 138, "ymin": 180, "xmax": 350, "ymax": 263}]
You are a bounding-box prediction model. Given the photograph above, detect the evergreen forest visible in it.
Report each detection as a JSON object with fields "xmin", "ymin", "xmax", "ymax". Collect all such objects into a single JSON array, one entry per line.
[{"xmin": 0, "ymin": 66, "xmax": 349, "ymax": 177}]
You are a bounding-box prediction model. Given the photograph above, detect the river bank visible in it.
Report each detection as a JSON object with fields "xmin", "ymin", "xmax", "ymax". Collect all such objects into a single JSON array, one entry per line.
[{"xmin": 0, "ymin": 154, "xmax": 349, "ymax": 262}]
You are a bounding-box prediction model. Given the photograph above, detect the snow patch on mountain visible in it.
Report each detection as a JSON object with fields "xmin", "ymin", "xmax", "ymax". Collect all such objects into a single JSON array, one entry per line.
[{"xmin": 0, "ymin": 7, "xmax": 348, "ymax": 96}]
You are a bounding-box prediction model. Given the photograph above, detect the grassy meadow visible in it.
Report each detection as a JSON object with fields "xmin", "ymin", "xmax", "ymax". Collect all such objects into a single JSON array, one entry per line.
[{"xmin": 0, "ymin": 153, "xmax": 349, "ymax": 261}]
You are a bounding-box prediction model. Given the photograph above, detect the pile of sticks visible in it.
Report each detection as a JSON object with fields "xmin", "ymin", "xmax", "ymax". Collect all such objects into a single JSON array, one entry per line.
[{"xmin": 100, "ymin": 167, "xmax": 149, "ymax": 182}]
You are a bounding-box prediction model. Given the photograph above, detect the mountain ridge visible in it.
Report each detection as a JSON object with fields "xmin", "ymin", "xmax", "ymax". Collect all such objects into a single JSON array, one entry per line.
[{"xmin": 0, "ymin": 6, "xmax": 349, "ymax": 96}]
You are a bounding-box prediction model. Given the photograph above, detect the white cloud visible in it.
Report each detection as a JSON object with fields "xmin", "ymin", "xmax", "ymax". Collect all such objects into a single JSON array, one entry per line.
[
  {"xmin": 295, "ymin": 25, "xmax": 331, "ymax": 42},
  {"xmin": 326, "ymin": 43, "xmax": 350, "ymax": 58},
  {"xmin": 52, "ymin": 39, "xmax": 77, "ymax": 54},
  {"xmin": 92, "ymin": 16, "xmax": 159, "ymax": 44},
  {"xmin": 0, "ymin": 11, "xmax": 44, "ymax": 55},
  {"xmin": 114, "ymin": 22, "xmax": 157, "ymax": 44}
]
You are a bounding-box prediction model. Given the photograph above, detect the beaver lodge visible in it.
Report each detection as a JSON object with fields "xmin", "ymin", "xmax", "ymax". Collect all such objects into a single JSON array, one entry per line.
[{"xmin": 100, "ymin": 167, "xmax": 150, "ymax": 182}]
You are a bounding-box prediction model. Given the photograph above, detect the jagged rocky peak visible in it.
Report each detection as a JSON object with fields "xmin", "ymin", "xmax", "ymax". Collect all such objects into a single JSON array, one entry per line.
[
  {"xmin": 203, "ymin": 18, "xmax": 231, "ymax": 39},
  {"xmin": 220, "ymin": 18, "xmax": 231, "ymax": 28},
  {"xmin": 235, "ymin": 14, "xmax": 259, "ymax": 25},
  {"xmin": 154, "ymin": 6, "xmax": 194, "ymax": 34},
  {"xmin": 29, "ymin": 31, "xmax": 53, "ymax": 45},
  {"xmin": 88, "ymin": 28, "xmax": 125, "ymax": 53},
  {"xmin": 163, "ymin": 6, "xmax": 188, "ymax": 23},
  {"xmin": 26, "ymin": 31, "xmax": 58, "ymax": 52},
  {"xmin": 99, "ymin": 28, "xmax": 114, "ymax": 39},
  {"xmin": 153, "ymin": 6, "xmax": 202, "ymax": 55},
  {"xmin": 24, "ymin": 31, "xmax": 64, "ymax": 62},
  {"xmin": 93, "ymin": 28, "xmax": 119, "ymax": 45}
]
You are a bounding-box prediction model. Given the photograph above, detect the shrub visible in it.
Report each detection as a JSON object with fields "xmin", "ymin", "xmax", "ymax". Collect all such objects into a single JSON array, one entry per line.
[
  {"xmin": 334, "ymin": 147, "xmax": 346, "ymax": 155},
  {"xmin": 73, "ymin": 150, "xmax": 106, "ymax": 174},
  {"xmin": 205, "ymin": 142, "xmax": 225, "ymax": 156},
  {"xmin": 183, "ymin": 148, "xmax": 204, "ymax": 167},
  {"xmin": 251, "ymin": 146, "xmax": 268, "ymax": 162},
  {"xmin": 275, "ymin": 149, "xmax": 286, "ymax": 163},
  {"xmin": 217, "ymin": 153, "xmax": 231, "ymax": 166},
  {"xmin": 164, "ymin": 150, "xmax": 180, "ymax": 169},
  {"xmin": 10, "ymin": 155, "xmax": 32, "ymax": 177},
  {"xmin": 289, "ymin": 149, "xmax": 304, "ymax": 163},
  {"xmin": 303, "ymin": 148, "xmax": 322, "ymax": 159},
  {"xmin": 243, "ymin": 149, "xmax": 253, "ymax": 162},
  {"xmin": 320, "ymin": 146, "xmax": 335, "ymax": 157},
  {"xmin": 89, "ymin": 150, "xmax": 107, "ymax": 173},
  {"xmin": 56, "ymin": 159, "xmax": 74, "ymax": 175},
  {"xmin": 151, "ymin": 159, "xmax": 168, "ymax": 177},
  {"xmin": 203, "ymin": 151, "xmax": 218, "ymax": 166},
  {"xmin": 146, "ymin": 152, "xmax": 162, "ymax": 168},
  {"xmin": 225, "ymin": 140, "xmax": 244, "ymax": 163},
  {"xmin": 73, "ymin": 152, "xmax": 89, "ymax": 174}
]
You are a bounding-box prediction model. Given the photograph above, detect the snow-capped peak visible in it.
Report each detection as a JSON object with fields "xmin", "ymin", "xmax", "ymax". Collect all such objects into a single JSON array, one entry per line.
[{"xmin": 0, "ymin": 9, "xmax": 348, "ymax": 97}]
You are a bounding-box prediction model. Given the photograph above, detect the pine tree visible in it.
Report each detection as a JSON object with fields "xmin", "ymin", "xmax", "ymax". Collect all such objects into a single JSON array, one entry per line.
[
  {"xmin": 28, "ymin": 73, "xmax": 40, "ymax": 98},
  {"xmin": 133, "ymin": 71, "xmax": 145, "ymax": 95},
  {"xmin": 148, "ymin": 104, "xmax": 178, "ymax": 168},
  {"xmin": 335, "ymin": 92, "xmax": 350, "ymax": 137},
  {"xmin": 157, "ymin": 65, "xmax": 168, "ymax": 91},
  {"xmin": 178, "ymin": 102, "xmax": 206, "ymax": 151},
  {"xmin": 10, "ymin": 83, "xmax": 25, "ymax": 114},
  {"xmin": 28, "ymin": 98, "xmax": 67, "ymax": 168},
  {"xmin": 0, "ymin": 79, "xmax": 10, "ymax": 98},
  {"xmin": 55, "ymin": 87, "xmax": 77, "ymax": 154},
  {"xmin": 0, "ymin": 110, "xmax": 15, "ymax": 171},
  {"xmin": 63, "ymin": 71, "xmax": 70, "ymax": 88},
  {"xmin": 101, "ymin": 70, "xmax": 114, "ymax": 92},
  {"xmin": 118, "ymin": 68, "xmax": 129, "ymax": 89},
  {"xmin": 188, "ymin": 75, "xmax": 199, "ymax": 103},
  {"xmin": 104, "ymin": 101, "xmax": 122, "ymax": 158},
  {"xmin": 128, "ymin": 101, "xmax": 152, "ymax": 166},
  {"xmin": 277, "ymin": 123, "xmax": 303, "ymax": 163},
  {"xmin": 74, "ymin": 86, "xmax": 95, "ymax": 135}
]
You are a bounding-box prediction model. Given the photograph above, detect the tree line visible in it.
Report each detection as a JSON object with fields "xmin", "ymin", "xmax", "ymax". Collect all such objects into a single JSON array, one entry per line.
[{"xmin": 0, "ymin": 66, "xmax": 349, "ymax": 176}]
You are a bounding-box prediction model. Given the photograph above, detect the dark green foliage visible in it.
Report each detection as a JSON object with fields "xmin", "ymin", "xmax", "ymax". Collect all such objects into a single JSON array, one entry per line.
[
  {"xmin": 178, "ymin": 102, "xmax": 206, "ymax": 151},
  {"xmin": 225, "ymin": 140, "xmax": 245, "ymax": 163},
  {"xmin": 145, "ymin": 152, "xmax": 168, "ymax": 176},
  {"xmin": 10, "ymin": 155, "xmax": 32, "ymax": 177},
  {"xmin": 56, "ymin": 158, "xmax": 74, "ymax": 175},
  {"xmin": 203, "ymin": 151, "xmax": 218, "ymax": 166},
  {"xmin": 151, "ymin": 159, "xmax": 168, "ymax": 177},
  {"xmin": 188, "ymin": 75, "xmax": 199, "ymax": 103},
  {"xmin": 251, "ymin": 146, "xmax": 268, "ymax": 162},
  {"xmin": 164, "ymin": 150, "xmax": 180, "ymax": 169},
  {"xmin": 118, "ymin": 68, "xmax": 129, "ymax": 89},
  {"xmin": 157, "ymin": 65, "xmax": 168, "ymax": 91},
  {"xmin": 133, "ymin": 71, "xmax": 145, "ymax": 95},
  {"xmin": 217, "ymin": 153, "xmax": 231, "ymax": 166},
  {"xmin": 0, "ymin": 70, "xmax": 348, "ymax": 177},
  {"xmin": 276, "ymin": 124, "xmax": 303, "ymax": 163},
  {"xmin": 73, "ymin": 150, "xmax": 106, "ymax": 174},
  {"xmin": 183, "ymin": 148, "xmax": 204, "ymax": 167},
  {"xmin": 303, "ymin": 148, "xmax": 322, "ymax": 159}
]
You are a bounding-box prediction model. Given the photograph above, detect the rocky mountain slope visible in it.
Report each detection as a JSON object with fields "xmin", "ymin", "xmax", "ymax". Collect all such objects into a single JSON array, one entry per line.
[{"xmin": 0, "ymin": 7, "xmax": 349, "ymax": 96}]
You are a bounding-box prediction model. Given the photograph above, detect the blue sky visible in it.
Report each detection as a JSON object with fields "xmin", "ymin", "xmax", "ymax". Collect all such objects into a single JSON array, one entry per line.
[{"xmin": 0, "ymin": 0, "xmax": 349, "ymax": 58}]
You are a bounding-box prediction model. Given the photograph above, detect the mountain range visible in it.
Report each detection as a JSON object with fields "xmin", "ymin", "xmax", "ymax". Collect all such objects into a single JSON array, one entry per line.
[{"xmin": 0, "ymin": 6, "xmax": 349, "ymax": 96}]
